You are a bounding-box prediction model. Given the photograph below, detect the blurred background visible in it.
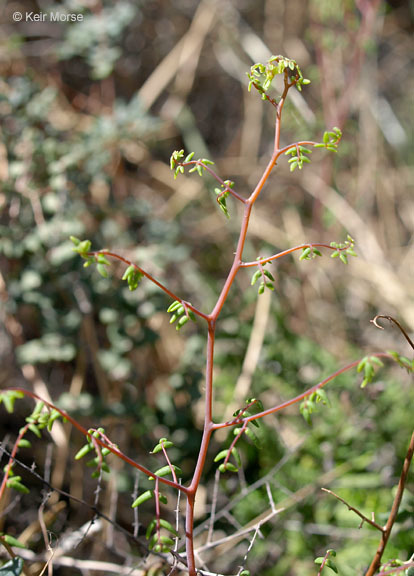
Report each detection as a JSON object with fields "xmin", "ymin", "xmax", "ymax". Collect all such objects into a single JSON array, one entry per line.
[{"xmin": 0, "ymin": 0, "xmax": 413, "ymax": 574}]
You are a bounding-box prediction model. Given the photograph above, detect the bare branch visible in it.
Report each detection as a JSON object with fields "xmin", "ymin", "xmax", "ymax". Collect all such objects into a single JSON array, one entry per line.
[{"xmin": 321, "ymin": 488, "xmax": 384, "ymax": 532}]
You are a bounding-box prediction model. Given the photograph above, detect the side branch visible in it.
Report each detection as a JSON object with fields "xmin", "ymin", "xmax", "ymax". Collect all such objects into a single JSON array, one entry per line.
[
  {"xmin": 277, "ymin": 140, "xmax": 320, "ymax": 156},
  {"xmin": 321, "ymin": 488, "xmax": 384, "ymax": 532},
  {"xmin": 89, "ymin": 250, "xmax": 209, "ymax": 322},
  {"xmin": 213, "ymin": 353, "xmax": 392, "ymax": 430},
  {"xmin": 0, "ymin": 387, "xmax": 189, "ymax": 494},
  {"xmin": 179, "ymin": 160, "xmax": 246, "ymax": 204},
  {"xmin": 241, "ymin": 242, "xmax": 342, "ymax": 267}
]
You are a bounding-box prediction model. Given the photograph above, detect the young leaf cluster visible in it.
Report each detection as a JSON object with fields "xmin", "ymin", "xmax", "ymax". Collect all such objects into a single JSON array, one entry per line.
[
  {"xmin": 132, "ymin": 437, "xmax": 180, "ymax": 508},
  {"xmin": 24, "ymin": 401, "xmax": 62, "ymax": 437},
  {"xmin": 214, "ymin": 399, "xmax": 264, "ymax": 474},
  {"xmin": 122, "ymin": 264, "xmax": 143, "ymax": 291},
  {"xmin": 314, "ymin": 127, "xmax": 342, "ymax": 152},
  {"xmin": 4, "ymin": 402, "xmax": 63, "ymax": 495},
  {"xmin": 149, "ymin": 437, "xmax": 182, "ymax": 480},
  {"xmin": 247, "ymin": 55, "xmax": 310, "ymax": 99},
  {"xmin": 214, "ymin": 447, "xmax": 241, "ymax": 474},
  {"xmin": 146, "ymin": 518, "xmax": 178, "ymax": 553},
  {"xmin": 300, "ymin": 389, "xmax": 330, "ymax": 425},
  {"xmin": 251, "ymin": 260, "xmax": 275, "ymax": 294},
  {"xmin": 70, "ymin": 236, "xmax": 111, "ymax": 278},
  {"xmin": 167, "ymin": 300, "xmax": 196, "ymax": 331},
  {"xmin": 285, "ymin": 145, "xmax": 312, "ymax": 172},
  {"xmin": 330, "ymin": 235, "xmax": 357, "ymax": 264},
  {"xmin": 388, "ymin": 351, "xmax": 414, "ymax": 373},
  {"xmin": 75, "ymin": 428, "xmax": 115, "ymax": 478},
  {"xmin": 357, "ymin": 356, "xmax": 384, "ymax": 388},
  {"xmin": 215, "ymin": 180, "xmax": 234, "ymax": 219},
  {"xmin": 169, "ymin": 149, "xmax": 214, "ymax": 179},
  {"xmin": 233, "ymin": 398, "xmax": 264, "ymax": 448},
  {"xmin": 300, "ymin": 246, "xmax": 323, "ymax": 261},
  {"xmin": 5, "ymin": 468, "xmax": 30, "ymax": 495}
]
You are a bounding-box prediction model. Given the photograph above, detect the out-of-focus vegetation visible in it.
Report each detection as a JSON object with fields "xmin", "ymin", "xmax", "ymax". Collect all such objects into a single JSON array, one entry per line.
[{"xmin": 0, "ymin": 0, "xmax": 413, "ymax": 574}]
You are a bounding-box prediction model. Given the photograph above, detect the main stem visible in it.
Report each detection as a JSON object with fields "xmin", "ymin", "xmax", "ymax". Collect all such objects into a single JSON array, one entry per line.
[{"xmin": 184, "ymin": 88, "xmax": 288, "ymax": 574}]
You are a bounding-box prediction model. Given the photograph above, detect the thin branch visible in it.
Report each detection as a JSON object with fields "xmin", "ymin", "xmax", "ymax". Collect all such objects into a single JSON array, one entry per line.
[
  {"xmin": 0, "ymin": 387, "xmax": 188, "ymax": 494},
  {"xmin": 376, "ymin": 562, "xmax": 414, "ymax": 576},
  {"xmin": 90, "ymin": 250, "xmax": 210, "ymax": 322},
  {"xmin": 213, "ymin": 353, "xmax": 391, "ymax": 429},
  {"xmin": 317, "ymin": 550, "xmax": 333, "ymax": 576},
  {"xmin": 321, "ymin": 488, "xmax": 384, "ymax": 532},
  {"xmin": 365, "ymin": 430, "xmax": 414, "ymax": 576},
  {"xmin": 161, "ymin": 441, "xmax": 178, "ymax": 484},
  {"xmin": 179, "ymin": 160, "xmax": 246, "ymax": 204},
  {"xmin": 371, "ymin": 315, "xmax": 414, "ymax": 350},
  {"xmin": 240, "ymin": 242, "xmax": 341, "ymax": 267}
]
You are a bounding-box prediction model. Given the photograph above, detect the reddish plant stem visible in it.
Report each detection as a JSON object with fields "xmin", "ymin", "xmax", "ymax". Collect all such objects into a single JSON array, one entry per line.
[
  {"xmin": 154, "ymin": 476, "xmax": 161, "ymax": 546},
  {"xmin": 224, "ymin": 421, "xmax": 247, "ymax": 466},
  {"xmin": 181, "ymin": 161, "xmax": 246, "ymax": 204},
  {"xmin": 317, "ymin": 550, "xmax": 333, "ymax": 576},
  {"xmin": 241, "ymin": 242, "xmax": 347, "ymax": 267},
  {"xmin": 365, "ymin": 429, "xmax": 414, "ymax": 576},
  {"xmin": 161, "ymin": 441, "xmax": 178, "ymax": 485},
  {"xmin": 0, "ymin": 422, "xmax": 31, "ymax": 501},
  {"xmin": 1, "ymin": 387, "xmax": 188, "ymax": 494},
  {"xmin": 89, "ymin": 251, "xmax": 210, "ymax": 322},
  {"xmin": 1, "ymin": 65, "xmax": 385, "ymax": 575},
  {"xmin": 183, "ymin": 73, "xmax": 343, "ymax": 573},
  {"xmin": 213, "ymin": 353, "xmax": 392, "ymax": 430}
]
